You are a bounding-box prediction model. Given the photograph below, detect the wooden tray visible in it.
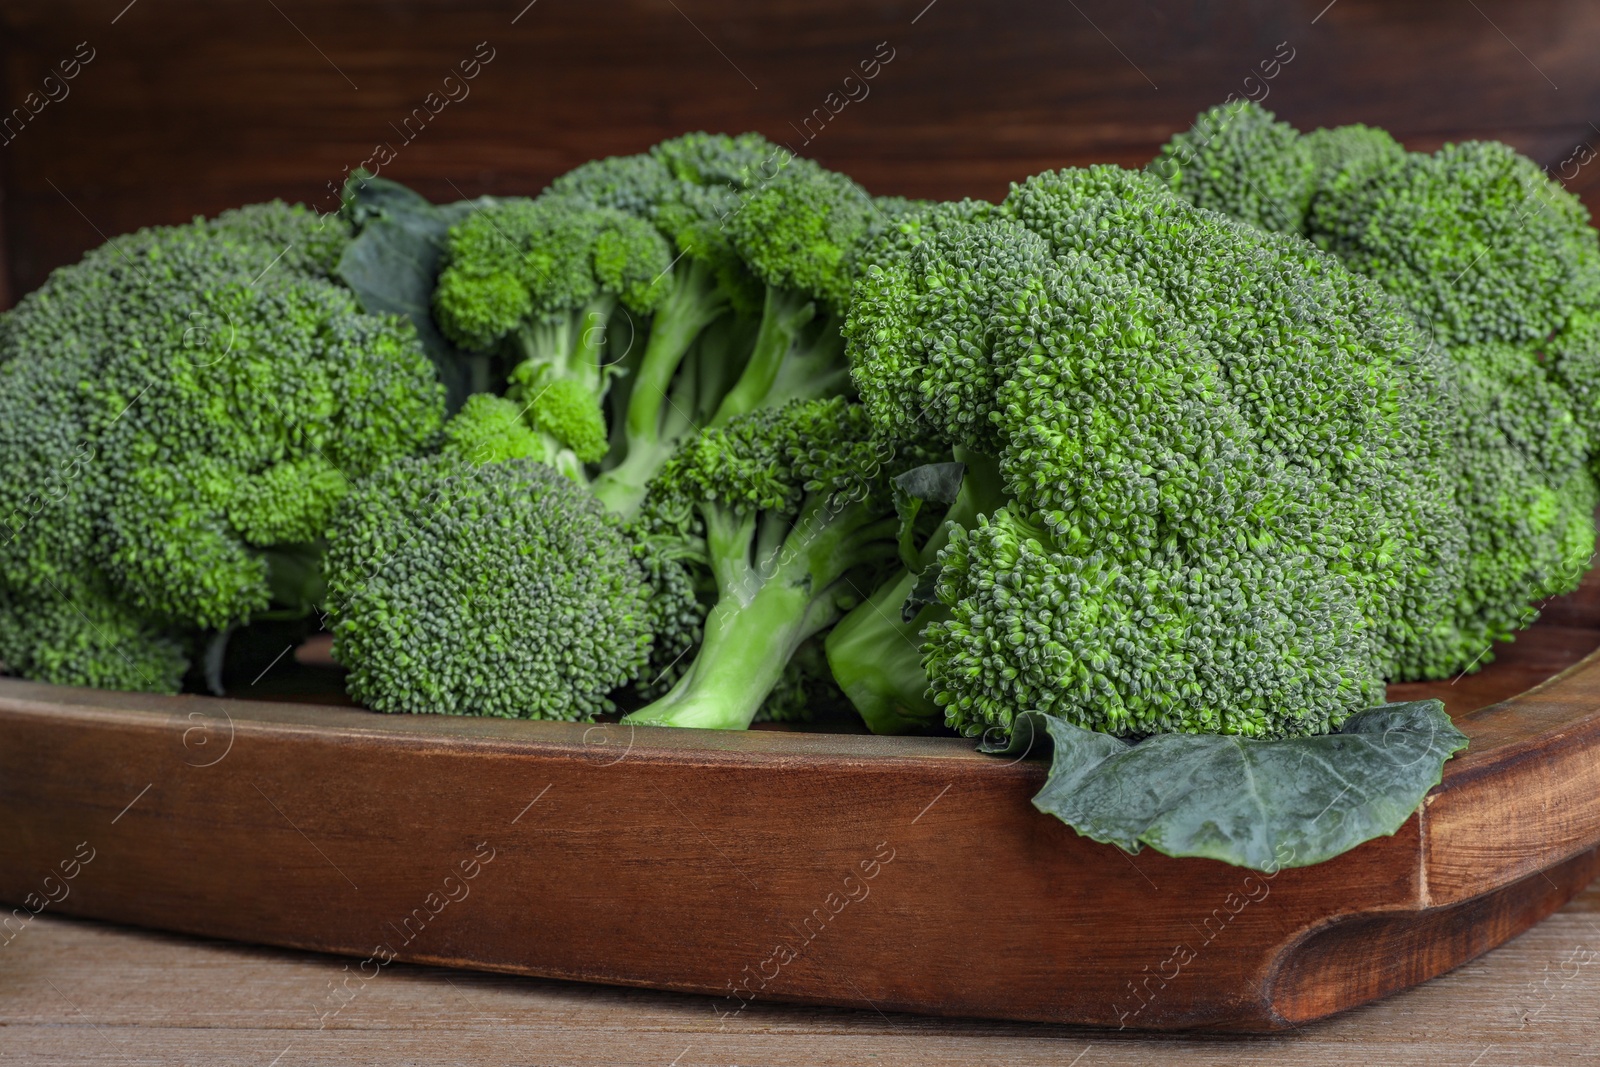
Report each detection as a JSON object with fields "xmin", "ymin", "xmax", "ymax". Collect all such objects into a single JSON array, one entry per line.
[{"xmin": 4, "ymin": 574, "xmax": 1600, "ymax": 1033}]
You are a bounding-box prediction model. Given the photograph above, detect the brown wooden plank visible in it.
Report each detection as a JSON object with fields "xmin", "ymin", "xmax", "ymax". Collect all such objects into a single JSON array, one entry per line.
[
  {"xmin": 5, "ymin": 0, "xmax": 1600, "ymax": 297},
  {"xmin": 0, "ymin": 681, "xmax": 1430, "ymax": 1031}
]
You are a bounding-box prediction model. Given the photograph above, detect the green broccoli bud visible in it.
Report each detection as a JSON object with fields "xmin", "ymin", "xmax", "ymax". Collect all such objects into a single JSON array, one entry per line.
[
  {"xmin": 0, "ymin": 576, "xmax": 189, "ymax": 693},
  {"xmin": 1149, "ymin": 99, "xmax": 1315, "ymax": 235},
  {"xmin": 1310, "ymin": 140, "xmax": 1600, "ymax": 348},
  {"xmin": 227, "ymin": 455, "xmax": 350, "ymax": 547},
  {"xmin": 0, "ymin": 200, "xmax": 445, "ymax": 690},
  {"xmin": 324, "ymin": 454, "xmax": 654, "ymax": 718},
  {"xmin": 927, "ymin": 508, "xmax": 1377, "ymax": 739}
]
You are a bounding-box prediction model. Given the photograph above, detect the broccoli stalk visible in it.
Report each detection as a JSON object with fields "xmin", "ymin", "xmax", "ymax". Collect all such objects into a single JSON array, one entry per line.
[
  {"xmin": 588, "ymin": 163, "xmax": 871, "ymax": 515},
  {"xmin": 823, "ymin": 451, "xmax": 1006, "ymax": 734},
  {"xmin": 627, "ymin": 497, "xmax": 896, "ymax": 729},
  {"xmin": 431, "ymin": 197, "xmax": 674, "ymax": 477},
  {"xmin": 622, "ymin": 398, "xmax": 908, "ymax": 730},
  {"xmin": 588, "ymin": 256, "xmax": 736, "ymax": 512}
]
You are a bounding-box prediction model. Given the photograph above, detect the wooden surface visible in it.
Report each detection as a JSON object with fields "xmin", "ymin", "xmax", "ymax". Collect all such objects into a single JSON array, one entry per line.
[
  {"xmin": 3, "ymin": 886, "xmax": 1599, "ymax": 1066},
  {"xmin": 4, "ymin": 567, "xmax": 1600, "ymax": 1032},
  {"xmin": 6, "ymin": 0, "xmax": 1600, "ymax": 306}
]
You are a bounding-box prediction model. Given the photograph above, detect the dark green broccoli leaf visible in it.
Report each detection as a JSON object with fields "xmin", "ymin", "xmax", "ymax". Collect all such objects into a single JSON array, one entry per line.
[
  {"xmin": 981, "ymin": 699, "xmax": 1467, "ymax": 871},
  {"xmin": 338, "ymin": 174, "xmax": 495, "ymax": 412}
]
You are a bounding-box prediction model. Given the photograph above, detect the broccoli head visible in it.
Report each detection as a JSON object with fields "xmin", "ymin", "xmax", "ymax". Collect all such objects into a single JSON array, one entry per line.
[
  {"xmin": 833, "ymin": 167, "xmax": 1465, "ymax": 740},
  {"xmin": 1149, "ymin": 99, "xmax": 1315, "ymax": 235},
  {"xmin": 1157, "ymin": 105, "xmax": 1600, "ymax": 664},
  {"xmin": 429, "ymin": 135, "xmax": 871, "ymax": 518},
  {"xmin": 323, "ymin": 452, "xmax": 657, "ymax": 718},
  {"xmin": 1148, "ymin": 101, "xmax": 1406, "ymax": 240},
  {"xmin": 1448, "ymin": 343, "xmax": 1597, "ymax": 648},
  {"xmin": 0, "ymin": 202, "xmax": 445, "ymax": 691},
  {"xmin": 1311, "ymin": 140, "xmax": 1600, "ymax": 348}
]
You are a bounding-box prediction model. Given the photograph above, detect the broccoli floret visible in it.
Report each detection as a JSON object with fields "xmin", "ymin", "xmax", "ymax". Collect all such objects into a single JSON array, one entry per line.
[
  {"xmin": 1305, "ymin": 139, "xmax": 1600, "ymax": 648},
  {"xmin": 833, "ymin": 169, "xmax": 1464, "ymax": 740},
  {"xmin": 1158, "ymin": 107, "xmax": 1600, "ymax": 661},
  {"xmin": 621, "ymin": 398, "xmax": 919, "ymax": 730},
  {"xmin": 1013, "ymin": 171, "xmax": 1465, "ymax": 676},
  {"xmin": 1149, "ymin": 100, "xmax": 1315, "ymax": 235},
  {"xmin": 549, "ymin": 152, "xmax": 678, "ymax": 216},
  {"xmin": 0, "ymin": 576, "xmax": 189, "ymax": 693},
  {"xmin": 652, "ymin": 131, "xmax": 794, "ymax": 191},
  {"xmin": 0, "ymin": 202, "xmax": 445, "ymax": 691},
  {"xmin": 1311, "ymin": 140, "xmax": 1600, "ymax": 348},
  {"xmin": 433, "ymin": 135, "xmax": 870, "ymax": 518},
  {"xmin": 1552, "ymin": 310, "xmax": 1600, "ymax": 472},
  {"xmin": 1300, "ymin": 123, "xmax": 1407, "ymax": 201},
  {"xmin": 1149, "ymin": 101, "xmax": 1408, "ymax": 240},
  {"xmin": 431, "ymin": 195, "xmax": 670, "ymax": 464},
  {"xmin": 588, "ymin": 143, "xmax": 871, "ymax": 515},
  {"xmin": 323, "ymin": 453, "xmax": 655, "ymax": 718},
  {"xmin": 1449, "ymin": 344, "xmax": 1598, "ymax": 646}
]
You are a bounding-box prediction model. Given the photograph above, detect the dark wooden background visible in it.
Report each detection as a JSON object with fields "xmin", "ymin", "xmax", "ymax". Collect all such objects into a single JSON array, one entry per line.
[{"xmin": 2, "ymin": 0, "xmax": 1600, "ymax": 311}]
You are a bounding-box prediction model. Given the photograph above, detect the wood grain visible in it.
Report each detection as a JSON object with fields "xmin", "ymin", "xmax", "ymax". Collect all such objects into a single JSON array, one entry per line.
[
  {"xmin": 2, "ymin": 568, "xmax": 1600, "ymax": 1032},
  {"xmin": 4, "ymin": 0, "xmax": 1600, "ymax": 306},
  {"xmin": 1, "ymin": 885, "xmax": 1598, "ymax": 1065}
]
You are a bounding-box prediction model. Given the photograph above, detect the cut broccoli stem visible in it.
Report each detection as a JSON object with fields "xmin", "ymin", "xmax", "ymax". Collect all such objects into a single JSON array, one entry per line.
[
  {"xmin": 825, "ymin": 451, "xmax": 1007, "ymax": 733},
  {"xmin": 625, "ymin": 496, "xmax": 899, "ymax": 730},
  {"xmin": 627, "ymin": 580, "xmax": 815, "ymax": 729}
]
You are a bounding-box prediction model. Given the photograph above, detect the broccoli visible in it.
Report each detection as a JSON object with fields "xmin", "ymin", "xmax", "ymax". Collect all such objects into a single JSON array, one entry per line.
[
  {"xmin": 430, "ymin": 195, "xmax": 670, "ymax": 470},
  {"xmin": 1157, "ymin": 104, "xmax": 1600, "ymax": 664},
  {"xmin": 1449, "ymin": 344, "xmax": 1597, "ymax": 647},
  {"xmin": 831, "ymin": 170, "xmax": 1464, "ymax": 739},
  {"xmin": 1149, "ymin": 99, "xmax": 1315, "ymax": 235},
  {"xmin": 0, "ymin": 202, "xmax": 445, "ymax": 692},
  {"xmin": 0, "ymin": 576, "xmax": 190, "ymax": 694},
  {"xmin": 591, "ymin": 138, "xmax": 879, "ymax": 514},
  {"xmin": 431, "ymin": 134, "xmax": 875, "ymax": 517},
  {"xmin": 823, "ymin": 452, "xmax": 1006, "ymax": 734},
  {"xmin": 1148, "ymin": 100, "xmax": 1405, "ymax": 239},
  {"xmin": 322, "ymin": 450, "xmax": 657, "ymax": 718},
  {"xmin": 621, "ymin": 397, "xmax": 921, "ymax": 730}
]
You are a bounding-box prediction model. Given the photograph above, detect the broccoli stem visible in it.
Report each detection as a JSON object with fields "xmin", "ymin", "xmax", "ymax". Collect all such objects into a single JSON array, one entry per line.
[
  {"xmin": 707, "ymin": 286, "xmax": 816, "ymax": 427},
  {"xmin": 513, "ymin": 295, "xmax": 614, "ymax": 395},
  {"xmin": 624, "ymin": 580, "xmax": 817, "ymax": 729},
  {"xmin": 824, "ymin": 450, "xmax": 1007, "ymax": 733},
  {"xmin": 569, "ymin": 301, "xmax": 613, "ymax": 381},
  {"xmin": 591, "ymin": 260, "xmax": 728, "ymax": 515},
  {"xmin": 624, "ymin": 497, "xmax": 897, "ymax": 729},
  {"xmin": 822, "ymin": 570, "xmax": 942, "ymax": 733},
  {"xmin": 623, "ymin": 260, "xmax": 728, "ymax": 444}
]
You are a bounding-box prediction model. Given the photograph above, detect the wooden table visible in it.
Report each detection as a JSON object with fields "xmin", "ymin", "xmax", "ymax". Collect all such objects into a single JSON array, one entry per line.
[{"xmin": 2, "ymin": 883, "xmax": 1597, "ymax": 1066}]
